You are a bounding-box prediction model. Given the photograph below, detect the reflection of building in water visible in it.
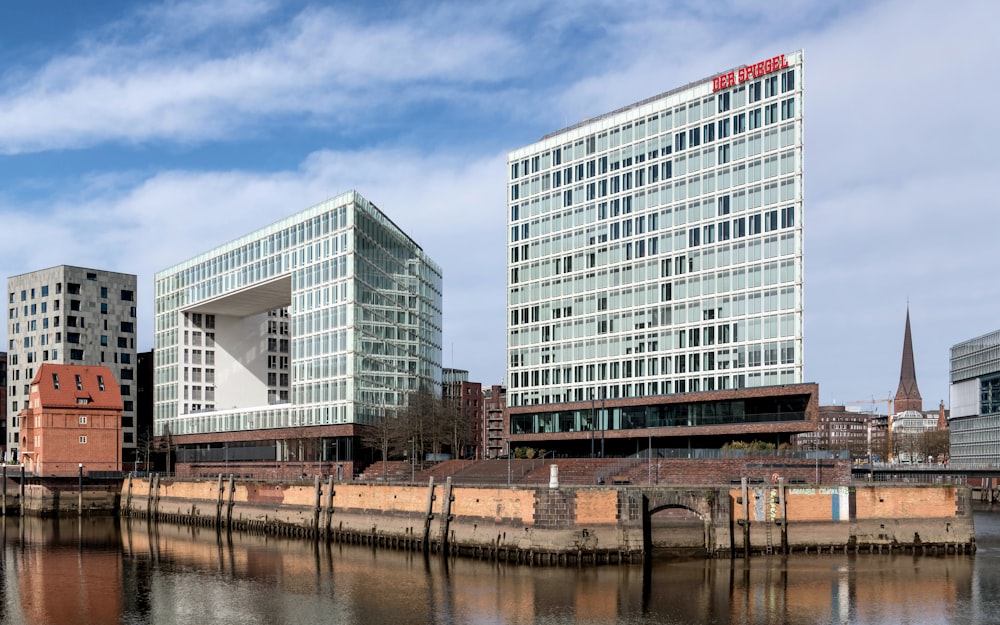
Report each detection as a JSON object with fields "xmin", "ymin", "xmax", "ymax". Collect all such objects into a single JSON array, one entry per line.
[{"xmin": 12, "ymin": 517, "xmax": 123, "ymax": 624}]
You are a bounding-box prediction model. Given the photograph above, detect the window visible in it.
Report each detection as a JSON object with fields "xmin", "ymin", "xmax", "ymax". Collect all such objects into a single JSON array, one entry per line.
[
  {"xmin": 70, "ymin": 349, "xmax": 84, "ymax": 360},
  {"xmin": 120, "ymin": 289, "xmax": 134, "ymax": 301},
  {"xmin": 764, "ymin": 210, "xmax": 778, "ymax": 232},
  {"xmin": 764, "ymin": 75, "xmax": 778, "ymax": 98},
  {"xmin": 97, "ymin": 375, "xmax": 105, "ymax": 391},
  {"xmin": 52, "ymin": 373, "xmax": 59, "ymax": 389},
  {"xmin": 781, "ymin": 97, "xmax": 795, "ymax": 120},
  {"xmin": 780, "ymin": 206, "xmax": 795, "ymax": 228},
  {"xmin": 781, "ymin": 69, "xmax": 795, "ymax": 93},
  {"xmin": 75, "ymin": 374, "xmax": 83, "ymax": 390},
  {"xmin": 718, "ymin": 195, "xmax": 730, "ymax": 215},
  {"xmin": 79, "ymin": 436, "xmax": 88, "ymax": 444},
  {"xmin": 121, "ymin": 321, "xmax": 134, "ymax": 333},
  {"xmin": 764, "ymin": 103, "xmax": 778, "ymax": 125},
  {"xmin": 79, "ymin": 416, "xmax": 88, "ymax": 424},
  {"xmin": 717, "ymin": 91, "xmax": 730, "ymax": 113}
]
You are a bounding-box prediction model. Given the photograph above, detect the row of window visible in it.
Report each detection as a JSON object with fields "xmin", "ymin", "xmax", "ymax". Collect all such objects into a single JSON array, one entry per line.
[
  {"xmin": 10, "ymin": 301, "xmax": 137, "ymax": 320},
  {"xmin": 507, "ymin": 368, "xmax": 799, "ymax": 407},
  {"xmin": 511, "ymin": 207, "xmax": 795, "ymax": 273},
  {"xmin": 515, "ymin": 118, "xmax": 797, "ymax": 203},
  {"xmin": 7, "ymin": 399, "xmax": 135, "ymax": 428},
  {"xmin": 511, "ymin": 283, "xmax": 799, "ymax": 329},
  {"xmin": 511, "ymin": 69, "xmax": 797, "ymax": 180},
  {"xmin": 10, "ymin": 284, "xmax": 134, "ymax": 303},
  {"xmin": 512, "ymin": 236, "xmax": 797, "ymax": 293},
  {"xmin": 512, "ymin": 127, "xmax": 798, "ymax": 206},
  {"xmin": 10, "ymin": 380, "xmax": 132, "ymax": 398},
  {"xmin": 7, "ymin": 347, "xmax": 133, "ymax": 370},
  {"xmin": 10, "ymin": 317, "xmax": 135, "ymax": 336},
  {"xmin": 509, "ymin": 344, "xmax": 797, "ymax": 391},
  {"xmin": 510, "ymin": 176, "xmax": 800, "ymax": 244}
]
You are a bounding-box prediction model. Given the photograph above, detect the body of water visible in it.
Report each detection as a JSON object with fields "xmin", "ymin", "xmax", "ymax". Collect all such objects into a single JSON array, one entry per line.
[{"xmin": 1, "ymin": 506, "xmax": 998, "ymax": 624}]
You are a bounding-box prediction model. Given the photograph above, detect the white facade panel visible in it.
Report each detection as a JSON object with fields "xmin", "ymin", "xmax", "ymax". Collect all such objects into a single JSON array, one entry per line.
[{"xmin": 949, "ymin": 378, "xmax": 979, "ymax": 420}]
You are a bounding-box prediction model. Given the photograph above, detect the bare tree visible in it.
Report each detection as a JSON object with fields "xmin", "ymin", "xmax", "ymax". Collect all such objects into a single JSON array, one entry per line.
[
  {"xmin": 919, "ymin": 429, "xmax": 951, "ymax": 463},
  {"xmin": 443, "ymin": 395, "xmax": 468, "ymax": 460},
  {"xmin": 360, "ymin": 411, "xmax": 404, "ymax": 481},
  {"xmin": 134, "ymin": 428, "xmax": 156, "ymax": 473}
]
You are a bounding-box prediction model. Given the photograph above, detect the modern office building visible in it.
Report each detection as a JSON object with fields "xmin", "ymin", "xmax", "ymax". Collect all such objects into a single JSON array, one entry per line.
[
  {"xmin": 6, "ymin": 266, "xmax": 137, "ymax": 463},
  {"xmin": 153, "ymin": 190, "xmax": 443, "ymax": 478},
  {"xmin": 949, "ymin": 329, "xmax": 1000, "ymax": 467},
  {"xmin": 506, "ymin": 50, "xmax": 815, "ymax": 455}
]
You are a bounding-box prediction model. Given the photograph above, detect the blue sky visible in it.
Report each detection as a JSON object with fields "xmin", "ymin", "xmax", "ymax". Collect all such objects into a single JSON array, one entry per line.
[{"xmin": 1, "ymin": 0, "xmax": 997, "ymax": 411}]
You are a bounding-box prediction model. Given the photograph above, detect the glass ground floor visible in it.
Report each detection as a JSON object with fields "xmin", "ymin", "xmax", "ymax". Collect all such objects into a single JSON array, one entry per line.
[{"xmin": 506, "ymin": 383, "xmax": 818, "ymax": 458}]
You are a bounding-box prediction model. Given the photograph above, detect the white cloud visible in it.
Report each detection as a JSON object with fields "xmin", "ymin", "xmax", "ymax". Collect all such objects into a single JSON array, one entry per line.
[{"xmin": 0, "ymin": 3, "xmax": 520, "ymax": 153}]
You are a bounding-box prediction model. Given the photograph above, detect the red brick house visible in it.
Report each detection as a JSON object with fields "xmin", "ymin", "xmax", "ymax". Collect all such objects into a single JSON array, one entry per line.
[{"xmin": 19, "ymin": 364, "xmax": 122, "ymax": 476}]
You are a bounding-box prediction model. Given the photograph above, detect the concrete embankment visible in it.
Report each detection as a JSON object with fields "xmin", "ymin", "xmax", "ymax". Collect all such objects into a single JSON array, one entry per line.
[{"xmin": 118, "ymin": 474, "xmax": 976, "ymax": 564}]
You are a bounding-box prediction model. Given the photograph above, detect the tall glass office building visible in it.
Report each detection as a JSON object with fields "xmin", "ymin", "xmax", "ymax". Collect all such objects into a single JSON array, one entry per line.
[
  {"xmin": 154, "ymin": 191, "xmax": 442, "ymax": 475},
  {"xmin": 505, "ymin": 51, "xmax": 811, "ymax": 453},
  {"xmin": 949, "ymin": 329, "xmax": 1000, "ymax": 467}
]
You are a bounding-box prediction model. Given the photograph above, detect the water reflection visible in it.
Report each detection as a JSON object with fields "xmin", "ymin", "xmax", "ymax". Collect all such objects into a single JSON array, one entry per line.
[{"xmin": 0, "ymin": 509, "xmax": 996, "ymax": 625}]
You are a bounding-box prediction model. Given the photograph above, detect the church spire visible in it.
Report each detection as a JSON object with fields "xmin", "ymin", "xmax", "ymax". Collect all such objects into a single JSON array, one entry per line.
[{"xmin": 894, "ymin": 306, "xmax": 922, "ymax": 413}]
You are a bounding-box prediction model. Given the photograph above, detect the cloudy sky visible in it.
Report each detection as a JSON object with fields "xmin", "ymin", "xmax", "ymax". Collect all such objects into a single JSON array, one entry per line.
[{"xmin": 1, "ymin": 0, "xmax": 996, "ymax": 411}]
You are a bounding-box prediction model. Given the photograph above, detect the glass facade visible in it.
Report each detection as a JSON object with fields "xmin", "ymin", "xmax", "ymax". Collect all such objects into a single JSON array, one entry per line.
[
  {"xmin": 506, "ymin": 51, "xmax": 804, "ymax": 409},
  {"xmin": 153, "ymin": 190, "xmax": 443, "ymax": 437},
  {"xmin": 949, "ymin": 330, "xmax": 1000, "ymax": 467}
]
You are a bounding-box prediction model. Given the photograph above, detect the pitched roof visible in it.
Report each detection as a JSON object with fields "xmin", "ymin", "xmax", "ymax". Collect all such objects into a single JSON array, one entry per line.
[{"xmin": 27, "ymin": 363, "xmax": 123, "ymax": 411}]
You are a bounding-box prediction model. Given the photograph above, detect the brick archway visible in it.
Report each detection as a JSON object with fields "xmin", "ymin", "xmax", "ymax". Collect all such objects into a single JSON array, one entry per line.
[{"xmin": 625, "ymin": 487, "xmax": 730, "ymax": 556}]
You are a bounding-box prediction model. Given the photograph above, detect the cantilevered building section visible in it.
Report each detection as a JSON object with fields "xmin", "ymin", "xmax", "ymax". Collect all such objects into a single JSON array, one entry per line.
[
  {"xmin": 154, "ymin": 191, "xmax": 443, "ymax": 477},
  {"xmin": 505, "ymin": 51, "xmax": 815, "ymax": 455}
]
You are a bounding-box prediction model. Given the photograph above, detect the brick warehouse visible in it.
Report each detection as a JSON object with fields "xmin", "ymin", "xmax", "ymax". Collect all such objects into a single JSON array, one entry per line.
[{"xmin": 19, "ymin": 363, "xmax": 123, "ymax": 476}]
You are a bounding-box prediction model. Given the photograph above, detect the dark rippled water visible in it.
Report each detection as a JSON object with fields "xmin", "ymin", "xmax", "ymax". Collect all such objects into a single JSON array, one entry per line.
[{"xmin": 0, "ymin": 507, "xmax": 998, "ymax": 624}]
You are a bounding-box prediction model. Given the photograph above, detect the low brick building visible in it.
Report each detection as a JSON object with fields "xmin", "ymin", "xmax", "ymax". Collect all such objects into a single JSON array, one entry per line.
[{"xmin": 19, "ymin": 364, "xmax": 122, "ymax": 476}]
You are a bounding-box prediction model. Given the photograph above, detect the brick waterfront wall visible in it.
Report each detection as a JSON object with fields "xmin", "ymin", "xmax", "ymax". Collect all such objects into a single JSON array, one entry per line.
[{"xmin": 120, "ymin": 478, "xmax": 974, "ymax": 558}]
